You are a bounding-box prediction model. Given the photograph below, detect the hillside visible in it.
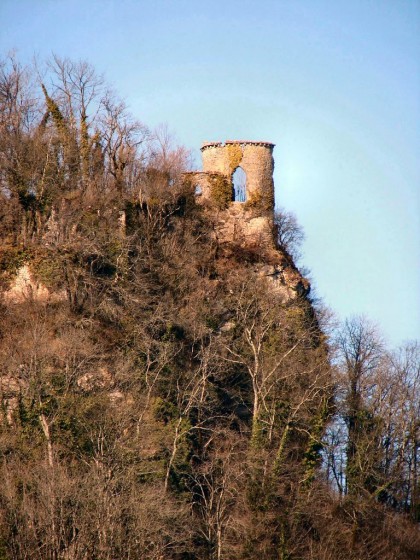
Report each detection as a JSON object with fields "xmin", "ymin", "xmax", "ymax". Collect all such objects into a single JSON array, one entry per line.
[{"xmin": 0, "ymin": 54, "xmax": 419, "ymax": 560}]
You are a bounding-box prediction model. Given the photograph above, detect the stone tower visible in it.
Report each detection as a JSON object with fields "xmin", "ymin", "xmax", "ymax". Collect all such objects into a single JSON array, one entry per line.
[{"xmin": 186, "ymin": 140, "xmax": 276, "ymax": 248}]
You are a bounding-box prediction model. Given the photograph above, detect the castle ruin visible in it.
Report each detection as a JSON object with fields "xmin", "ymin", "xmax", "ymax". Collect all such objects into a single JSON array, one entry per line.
[
  {"xmin": 185, "ymin": 140, "xmax": 276, "ymax": 249},
  {"xmin": 184, "ymin": 140, "xmax": 309, "ymax": 298}
]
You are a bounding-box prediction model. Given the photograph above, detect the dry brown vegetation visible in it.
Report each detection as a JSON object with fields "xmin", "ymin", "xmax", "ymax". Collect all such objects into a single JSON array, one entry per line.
[{"xmin": 0, "ymin": 54, "xmax": 419, "ymax": 560}]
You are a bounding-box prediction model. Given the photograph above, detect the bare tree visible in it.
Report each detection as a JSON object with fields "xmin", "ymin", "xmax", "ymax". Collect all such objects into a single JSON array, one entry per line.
[
  {"xmin": 100, "ymin": 91, "xmax": 148, "ymax": 194},
  {"xmin": 334, "ymin": 316, "xmax": 385, "ymax": 495},
  {"xmin": 274, "ymin": 207, "xmax": 305, "ymax": 261}
]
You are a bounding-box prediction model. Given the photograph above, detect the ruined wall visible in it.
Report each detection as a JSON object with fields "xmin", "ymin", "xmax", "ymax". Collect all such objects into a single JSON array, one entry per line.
[
  {"xmin": 186, "ymin": 140, "xmax": 276, "ymax": 248},
  {"xmin": 201, "ymin": 141, "xmax": 274, "ymax": 208}
]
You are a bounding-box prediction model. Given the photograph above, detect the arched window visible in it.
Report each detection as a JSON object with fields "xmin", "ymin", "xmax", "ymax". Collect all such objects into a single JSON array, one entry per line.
[
  {"xmin": 232, "ymin": 167, "xmax": 247, "ymax": 202},
  {"xmin": 194, "ymin": 184, "xmax": 202, "ymax": 196}
]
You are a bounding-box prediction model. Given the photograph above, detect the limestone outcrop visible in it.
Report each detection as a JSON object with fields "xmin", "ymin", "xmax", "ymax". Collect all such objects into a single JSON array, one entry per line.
[{"xmin": 2, "ymin": 264, "xmax": 65, "ymax": 304}]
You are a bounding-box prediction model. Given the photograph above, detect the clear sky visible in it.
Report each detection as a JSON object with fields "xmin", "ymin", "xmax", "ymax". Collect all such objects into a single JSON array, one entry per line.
[{"xmin": 1, "ymin": 0, "xmax": 419, "ymax": 348}]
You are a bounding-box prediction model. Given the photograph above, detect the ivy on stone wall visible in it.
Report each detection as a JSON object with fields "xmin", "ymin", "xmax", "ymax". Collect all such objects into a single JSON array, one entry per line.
[
  {"xmin": 226, "ymin": 144, "xmax": 243, "ymax": 173},
  {"xmin": 209, "ymin": 173, "xmax": 232, "ymax": 209},
  {"xmin": 244, "ymin": 184, "xmax": 275, "ymax": 214}
]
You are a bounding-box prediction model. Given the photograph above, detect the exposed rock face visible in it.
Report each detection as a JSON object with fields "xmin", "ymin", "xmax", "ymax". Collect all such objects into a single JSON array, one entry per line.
[
  {"xmin": 77, "ymin": 367, "xmax": 113, "ymax": 392},
  {"xmin": 214, "ymin": 204, "xmax": 274, "ymax": 249},
  {"xmin": 0, "ymin": 374, "xmax": 25, "ymax": 424},
  {"xmin": 256, "ymin": 261, "xmax": 309, "ymax": 299},
  {"xmin": 2, "ymin": 265, "xmax": 65, "ymax": 304}
]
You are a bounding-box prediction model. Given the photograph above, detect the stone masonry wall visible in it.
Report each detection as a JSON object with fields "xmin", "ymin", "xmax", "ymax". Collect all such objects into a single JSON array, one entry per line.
[
  {"xmin": 201, "ymin": 141, "xmax": 274, "ymax": 206},
  {"xmin": 191, "ymin": 141, "xmax": 275, "ymax": 247}
]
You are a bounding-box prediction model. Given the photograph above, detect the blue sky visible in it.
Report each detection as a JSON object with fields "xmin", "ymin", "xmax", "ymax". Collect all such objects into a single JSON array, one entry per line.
[{"xmin": 1, "ymin": 0, "xmax": 419, "ymax": 347}]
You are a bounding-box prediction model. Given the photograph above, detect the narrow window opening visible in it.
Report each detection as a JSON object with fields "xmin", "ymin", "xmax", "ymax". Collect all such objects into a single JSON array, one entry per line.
[
  {"xmin": 194, "ymin": 184, "xmax": 202, "ymax": 196},
  {"xmin": 232, "ymin": 167, "xmax": 247, "ymax": 202}
]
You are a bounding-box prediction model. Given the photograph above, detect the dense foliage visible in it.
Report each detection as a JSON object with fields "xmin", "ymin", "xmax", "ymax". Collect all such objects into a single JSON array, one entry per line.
[{"xmin": 0, "ymin": 54, "xmax": 419, "ymax": 560}]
